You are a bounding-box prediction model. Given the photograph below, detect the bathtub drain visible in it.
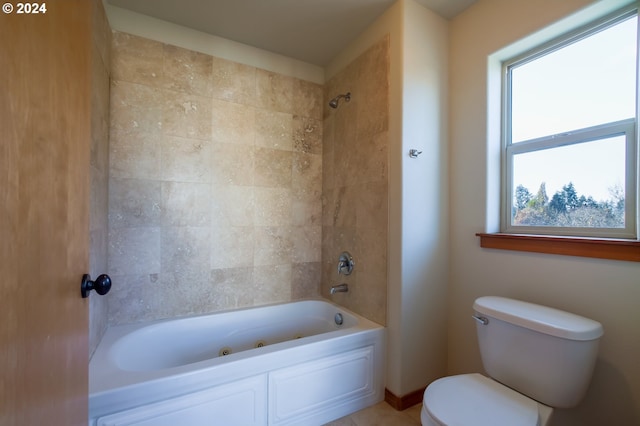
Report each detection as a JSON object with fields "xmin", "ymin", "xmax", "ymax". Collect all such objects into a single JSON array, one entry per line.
[
  {"xmin": 254, "ymin": 340, "xmax": 267, "ymax": 348},
  {"xmin": 219, "ymin": 347, "xmax": 232, "ymax": 356}
]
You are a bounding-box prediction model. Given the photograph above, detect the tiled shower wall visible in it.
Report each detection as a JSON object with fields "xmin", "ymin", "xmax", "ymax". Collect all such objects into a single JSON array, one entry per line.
[
  {"xmin": 107, "ymin": 32, "xmax": 323, "ymax": 324},
  {"xmin": 321, "ymin": 37, "xmax": 390, "ymax": 325},
  {"xmin": 89, "ymin": 0, "xmax": 111, "ymax": 355}
]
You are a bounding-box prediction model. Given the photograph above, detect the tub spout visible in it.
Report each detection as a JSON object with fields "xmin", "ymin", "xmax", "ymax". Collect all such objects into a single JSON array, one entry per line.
[{"xmin": 330, "ymin": 283, "xmax": 348, "ymax": 295}]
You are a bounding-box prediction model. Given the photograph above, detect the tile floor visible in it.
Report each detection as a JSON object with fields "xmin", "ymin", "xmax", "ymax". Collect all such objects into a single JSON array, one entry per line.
[{"xmin": 323, "ymin": 401, "xmax": 423, "ymax": 426}]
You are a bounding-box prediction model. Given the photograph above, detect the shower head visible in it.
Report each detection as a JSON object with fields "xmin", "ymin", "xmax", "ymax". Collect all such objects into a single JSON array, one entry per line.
[{"xmin": 329, "ymin": 92, "xmax": 351, "ymax": 109}]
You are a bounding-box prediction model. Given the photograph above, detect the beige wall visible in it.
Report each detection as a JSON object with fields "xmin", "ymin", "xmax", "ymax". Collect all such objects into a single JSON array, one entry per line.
[
  {"xmin": 321, "ymin": 36, "xmax": 390, "ymax": 326},
  {"xmin": 102, "ymin": 2, "xmax": 400, "ymax": 332},
  {"xmin": 449, "ymin": 0, "xmax": 640, "ymax": 424},
  {"xmin": 326, "ymin": 0, "xmax": 450, "ymax": 398},
  {"xmin": 106, "ymin": 32, "xmax": 323, "ymax": 324},
  {"xmin": 395, "ymin": 0, "xmax": 449, "ymax": 396},
  {"xmin": 89, "ymin": 0, "xmax": 111, "ymax": 356}
]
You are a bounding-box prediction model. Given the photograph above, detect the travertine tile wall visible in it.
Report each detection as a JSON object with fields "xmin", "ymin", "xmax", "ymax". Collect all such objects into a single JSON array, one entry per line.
[
  {"xmin": 107, "ymin": 32, "xmax": 323, "ymax": 324},
  {"xmin": 321, "ymin": 36, "xmax": 390, "ymax": 325},
  {"xmin": 89, "ymin": 0, "xmax": 111, "ymax": 356}
]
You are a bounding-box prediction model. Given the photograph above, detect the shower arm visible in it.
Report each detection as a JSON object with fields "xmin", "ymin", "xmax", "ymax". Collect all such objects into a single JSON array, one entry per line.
[{"xmin": 329, "ymin": 92, "xmax": 351, "ymax": 108}]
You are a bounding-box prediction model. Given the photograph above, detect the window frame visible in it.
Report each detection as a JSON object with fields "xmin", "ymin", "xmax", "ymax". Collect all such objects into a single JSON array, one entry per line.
[{"xmin": 500, "ymin": 8, "xmax": 639, "ymax": 240}]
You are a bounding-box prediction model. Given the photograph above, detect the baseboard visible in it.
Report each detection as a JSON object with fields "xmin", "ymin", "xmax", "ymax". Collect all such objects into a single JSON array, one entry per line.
[{"xmin": 384, "ymin": 387, "xmax": 425, "ymax": 411}]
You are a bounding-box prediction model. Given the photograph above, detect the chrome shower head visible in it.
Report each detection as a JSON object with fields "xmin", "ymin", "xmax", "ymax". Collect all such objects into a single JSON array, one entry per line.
[{"xmin": 329, "ymin": 92, "xmax": 351, "ymax": 109}]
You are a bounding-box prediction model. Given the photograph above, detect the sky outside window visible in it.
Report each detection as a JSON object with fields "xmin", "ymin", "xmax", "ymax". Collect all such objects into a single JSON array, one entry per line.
[{"xmin": 509, "ymin": 16, "xmax": 637, "ymax": 203}]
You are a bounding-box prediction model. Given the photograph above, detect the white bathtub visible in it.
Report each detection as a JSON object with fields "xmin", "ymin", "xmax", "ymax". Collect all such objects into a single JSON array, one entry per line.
[{"xmin": 89, "ymin": 299, "xmax": 385, "ymax": 426}]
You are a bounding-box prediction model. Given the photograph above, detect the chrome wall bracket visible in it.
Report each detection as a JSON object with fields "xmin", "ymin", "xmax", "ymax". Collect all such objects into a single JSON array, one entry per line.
[{"xmin": 409, "ymin": 149, "xmax": 423, "ymax": 158}]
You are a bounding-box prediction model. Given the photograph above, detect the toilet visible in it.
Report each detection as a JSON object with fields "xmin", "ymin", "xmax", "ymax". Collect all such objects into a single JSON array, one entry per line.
[{"xmin": 421, "ymin": 296, "xmax": 603, "ymax": 425}]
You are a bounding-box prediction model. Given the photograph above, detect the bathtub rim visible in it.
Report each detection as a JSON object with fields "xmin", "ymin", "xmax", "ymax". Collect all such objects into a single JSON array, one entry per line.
[{"xmin": 105, "ymin": 298, "xmax": 361, "ymax": 372}]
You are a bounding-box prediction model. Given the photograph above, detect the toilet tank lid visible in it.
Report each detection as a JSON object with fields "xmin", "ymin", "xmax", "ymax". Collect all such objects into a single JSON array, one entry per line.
[{"xmin": 474, "ymin": 297, "xmax": 603, "ymax": 341}]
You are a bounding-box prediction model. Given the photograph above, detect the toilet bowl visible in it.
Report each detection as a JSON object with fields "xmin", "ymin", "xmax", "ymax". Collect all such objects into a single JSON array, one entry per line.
[
  {"xmin": 421, "ymin": 374, "xmax": 553, "ymax": 426},
  {"xmin": 421, "ymin": 297, "xmax": 603, "ymax": 426}
]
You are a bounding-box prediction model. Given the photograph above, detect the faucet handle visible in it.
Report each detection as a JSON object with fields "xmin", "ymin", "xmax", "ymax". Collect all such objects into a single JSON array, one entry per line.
[{"xmin": 337, "ymin": 251, "xmax": 354, "ymax": 275}]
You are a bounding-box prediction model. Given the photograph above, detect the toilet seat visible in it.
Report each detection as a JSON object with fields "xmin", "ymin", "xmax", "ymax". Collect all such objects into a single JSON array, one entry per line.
[{"xmin": 422, "ymin": 373, "xmax": 541, "ymax": 426}]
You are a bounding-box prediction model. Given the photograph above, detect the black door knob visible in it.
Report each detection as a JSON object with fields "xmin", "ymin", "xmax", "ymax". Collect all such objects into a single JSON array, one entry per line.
[{"xmin": 81, "ymin": 274, "xmax": 111, "ymax": 298}]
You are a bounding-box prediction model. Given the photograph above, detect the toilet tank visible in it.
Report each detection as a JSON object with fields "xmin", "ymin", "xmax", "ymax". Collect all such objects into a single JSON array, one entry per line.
[{"xmin": 473, "ymin": 296, "xmax": 603, "ymax": 408}]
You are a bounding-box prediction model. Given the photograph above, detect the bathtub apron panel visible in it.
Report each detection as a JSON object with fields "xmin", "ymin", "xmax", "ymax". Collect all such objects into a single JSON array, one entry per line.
[
  {"xmin": 269, "ymin": 345, "xmax": 377, "ymax": 425},
  {"xmin": 96, "ymin": 375, "xmax": 267, "ymax": 426}
]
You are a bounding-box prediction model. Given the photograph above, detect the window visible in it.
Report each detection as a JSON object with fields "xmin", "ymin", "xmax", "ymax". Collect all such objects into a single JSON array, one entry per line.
[{"xmin": 502, "ymin": 9, "xmax": 638, "ymax": 239}]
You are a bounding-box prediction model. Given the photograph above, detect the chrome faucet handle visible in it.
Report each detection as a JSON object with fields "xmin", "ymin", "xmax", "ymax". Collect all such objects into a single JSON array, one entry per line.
[{"xmin": 337, "ymin": 251, "xmax": 354, "ymax": 275}]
